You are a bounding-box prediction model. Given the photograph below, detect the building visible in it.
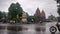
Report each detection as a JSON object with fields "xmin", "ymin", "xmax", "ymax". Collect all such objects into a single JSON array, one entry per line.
[
  {"xmin": 21, "ymin": 11, "xmax": 27, "ymax": 23},
  {"xmin": 34, "ymin": 8, "xmax": 46, "ymax": 22},
  {"xmin": 34, "ymin": 8, "xmax": 41, "ymax": 16},
  {"xmin": 40, "ymin": 10, "xmax": 46, "ymax": 18},
  {"xmin": 40, "ymin": 10, "xmax": 46, "ymax": 22},
  {"xmin": 48, "ymin": 15, "xmax": 57, "ymax": 22}
]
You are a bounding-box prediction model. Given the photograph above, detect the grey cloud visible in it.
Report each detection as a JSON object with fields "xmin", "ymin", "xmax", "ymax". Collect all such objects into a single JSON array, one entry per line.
[{"xmin": 0, "ymin": 0, "xmax": 59, "ymax": 18}]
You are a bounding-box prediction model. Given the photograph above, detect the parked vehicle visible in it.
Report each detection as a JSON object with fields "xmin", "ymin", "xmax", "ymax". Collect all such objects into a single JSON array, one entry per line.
[
  {"xmin": 56, "ymin": 17, "xmax": 60, "ymax": 31},
  {"xmin": 49, "ymin": 17, "xmax": 60, "ymax": 34},
  {"xmin": 49, "ymin": 26, "xmax": 57, "ymax": 33}
]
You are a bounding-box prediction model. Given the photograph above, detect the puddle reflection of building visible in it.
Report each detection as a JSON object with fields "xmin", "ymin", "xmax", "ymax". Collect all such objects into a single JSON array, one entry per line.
[
  {"xmin": 8, "ymin": 31, "xmax": 17, "ymax": 34},
  {"xmin": 35, "ymin": 24, "xmax": 46, "ymax": 34},
  {"xmin": 36, "ymin": 31, "xmax": 46, "ymax": 34},
  {"xmin": 0, "ymin": 24, "xmax": 46, "ymax": 34}
]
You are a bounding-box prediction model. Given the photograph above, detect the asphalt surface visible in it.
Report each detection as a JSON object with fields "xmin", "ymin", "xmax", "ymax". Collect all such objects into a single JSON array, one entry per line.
[{"xmin": 0, "ymin": 22, "xmax": 60, "ymax": 34}]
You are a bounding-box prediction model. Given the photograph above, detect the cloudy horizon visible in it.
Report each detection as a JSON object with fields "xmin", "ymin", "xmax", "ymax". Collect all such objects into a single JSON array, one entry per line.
[{"xmin": 0, "ymin": 0, "xmax": 59, "ymax": 18}]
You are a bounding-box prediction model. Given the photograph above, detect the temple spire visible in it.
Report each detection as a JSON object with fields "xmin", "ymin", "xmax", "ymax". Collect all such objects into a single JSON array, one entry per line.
[
  {"xmin": 40, "ymin": 10, "xmax": 46, "ymax": 18},
  {"xmin": 34, "ymin": 8, "xmax": 41, "ymax": 16}
]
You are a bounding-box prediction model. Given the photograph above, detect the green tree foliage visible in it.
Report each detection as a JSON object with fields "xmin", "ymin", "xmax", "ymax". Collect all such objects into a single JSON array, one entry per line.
[
  {"xmin": 2, "ymin": 12, "xmax": 7, "ymax": 22},
  {"xmin": 26, "ymin": 13, "xmax": 29, "ymax": 17},
  {"xmin": 0, "ymin": 11, "xmax": 3, "ymax": 19},
  {"xmin": 8, "ymin": 2, "xmax": 23, "ymax": 21},
  {"xmin": 56, "ymin": 0, "xmax": 60, "ymax": 15},
  {"xmin": 0, "ymin": 11, "xmax": 3, "ymax": 22},
  {"xmin": 56, "ymin": 0, "xmax": 60, "ymax": 3},
  {"xmin": 57, "ymin": 8, "xmax": 60, "ymax": 15},
  {"xmin": 27, "ymin": 16, "xmax": 38, "ymax": 23}
]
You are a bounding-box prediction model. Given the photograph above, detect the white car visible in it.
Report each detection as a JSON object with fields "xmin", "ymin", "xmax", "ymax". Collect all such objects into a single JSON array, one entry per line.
[
  {"xmin": 49, "ymin": 17, "xmax": 60, "ymax": 33},
  {"xmin": 56, "ymin": 22, "xmax": 60, "ymax": 31},
  {"xmin": 49, "ymin": 22, "xmax": 57, "ymax": 33}
]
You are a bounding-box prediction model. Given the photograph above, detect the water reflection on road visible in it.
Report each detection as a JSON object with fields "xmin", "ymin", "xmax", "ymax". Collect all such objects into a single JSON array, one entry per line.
[
  {"xmin": 0, "ymin": 23, "xmax": 46, "ymax": 34},
  {"xmin": 0, "ymin": 22, "xmax": 60, "ymax": 34}
]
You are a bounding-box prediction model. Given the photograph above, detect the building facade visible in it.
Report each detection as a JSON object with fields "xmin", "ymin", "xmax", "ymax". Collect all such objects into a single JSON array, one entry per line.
[{"xmin": 21, "ymin": 11, "xmax": 27, "ymax": 23}]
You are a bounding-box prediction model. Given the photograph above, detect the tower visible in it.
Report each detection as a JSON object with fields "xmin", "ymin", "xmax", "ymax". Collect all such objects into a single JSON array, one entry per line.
[
  {"xmin": 34, "ymin": 8, "xmax": 46, "ymax": 22},
  {"xmin": 41, "ymin": 10, "xmax": 46, "ymax": 22},
  {"xmin": 41, "ymin": 10, "xmax": 46, "ymax": 18},
  {"xmin": 34, "ymin": 8, "xmax": 41, "ymax": 22},
  {"xmin": 34, "ymin": 8, "xmax": 41, "ymax": 16}
]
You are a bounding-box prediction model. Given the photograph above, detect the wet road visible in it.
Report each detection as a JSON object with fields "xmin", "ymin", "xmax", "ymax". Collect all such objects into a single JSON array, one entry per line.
[{"xmin": 0, "ymin": 22, "xmax": 60, "ymax": 34}]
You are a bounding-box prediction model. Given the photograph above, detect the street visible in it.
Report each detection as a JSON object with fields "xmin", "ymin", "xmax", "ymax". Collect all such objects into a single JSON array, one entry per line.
[{"xmin": 0, "ymin": 22, "xmax": 60, "ymax": 34}]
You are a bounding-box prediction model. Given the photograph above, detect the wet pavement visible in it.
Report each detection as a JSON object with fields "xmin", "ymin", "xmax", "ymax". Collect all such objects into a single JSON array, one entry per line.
[{"xmin": 0, "ymin": 22, "xmax": 60, "ymax": 34}]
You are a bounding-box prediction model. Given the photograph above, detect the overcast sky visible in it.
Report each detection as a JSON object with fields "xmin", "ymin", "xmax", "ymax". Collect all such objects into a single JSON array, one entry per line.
[{"xmin": 0, "ymin": 0, "xmax": 59, "ymax": 18}]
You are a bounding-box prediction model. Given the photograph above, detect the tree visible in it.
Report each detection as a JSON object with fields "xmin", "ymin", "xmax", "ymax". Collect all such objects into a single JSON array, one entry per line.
[
  {"xmin": 0, "ymin": 11, "xmax": 3, "ymax": 19},
  {"xmin": 55, "ymin": 0, "xmax": 60, "ymax": 15},
  {"xmin": 57, "ymin": 8, "xmax": 60, "ymax": 15},
  {"xmin": 0, "ymin": 11, "xmax": 3, "ymax": 22},
  {"xmin": 27, "ymin": 16, "xmax": 38, "ymax": 23},
  {"xmin": 2, "ymin": 12, "xmax": 7, "ymax": 23},
  {"xmin": 8, "ymin": 2, "xmax": 23, "ymax": 22},
  {"xmin": 56, "ymin": 0, "xmax": 60, "ymax": 3}
]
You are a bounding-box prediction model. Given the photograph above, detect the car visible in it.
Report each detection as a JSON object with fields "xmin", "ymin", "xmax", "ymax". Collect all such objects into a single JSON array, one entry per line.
[
  {"xmin": 49, "ymin": 26, "xmax": 57, "ymax": 34},
  {"xmin": 56, "ymin": 17, "xmax": 60, "ymax": 31},
  {"xmin": 49, "ymin": 17, "xmax": 60, "ymax": 34},
  {"xmin": 49, "ymin": 23, "xmax": 57, "ymax": 34},
  {"xmin": 56, "ymin": 22, "xmax": 60, "ymax": 31}
]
